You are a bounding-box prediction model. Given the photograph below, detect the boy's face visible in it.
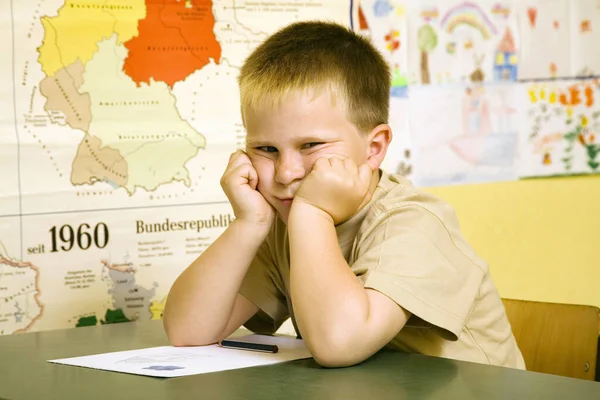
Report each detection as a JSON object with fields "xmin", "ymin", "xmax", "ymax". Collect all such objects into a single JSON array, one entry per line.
[{"xmin": 244, "ymin": 92, "xmax": 370, "ymax": 224}]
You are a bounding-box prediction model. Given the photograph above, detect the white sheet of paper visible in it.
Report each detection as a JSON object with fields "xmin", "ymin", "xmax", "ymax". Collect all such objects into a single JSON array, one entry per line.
[{"xmin": 47, "ymin": 334, "xmax": 312, "ymax": 378}]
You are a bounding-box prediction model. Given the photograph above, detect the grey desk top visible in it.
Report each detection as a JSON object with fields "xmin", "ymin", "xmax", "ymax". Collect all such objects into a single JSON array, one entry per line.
[{"xmin": 1, "ymin": 320, "xmax": 599, "ymax": 399}]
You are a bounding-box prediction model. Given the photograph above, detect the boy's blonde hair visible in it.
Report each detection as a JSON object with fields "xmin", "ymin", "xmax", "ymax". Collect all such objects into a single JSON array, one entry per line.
[{"xmin": 238, "ymin": 21, "xmax": 391, "ymax": 133}]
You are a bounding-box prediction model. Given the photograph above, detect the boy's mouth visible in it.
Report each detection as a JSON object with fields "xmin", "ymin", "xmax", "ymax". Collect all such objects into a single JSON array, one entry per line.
[{"xmin": 277, "ymin": 197, "xmax": 294, "ymax": 206}]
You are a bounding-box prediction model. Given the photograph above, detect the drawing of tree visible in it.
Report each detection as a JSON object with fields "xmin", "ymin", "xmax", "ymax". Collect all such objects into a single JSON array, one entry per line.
[{"xmin": 417, "ymin": 24, "xmax": 438, "ymax": 84}]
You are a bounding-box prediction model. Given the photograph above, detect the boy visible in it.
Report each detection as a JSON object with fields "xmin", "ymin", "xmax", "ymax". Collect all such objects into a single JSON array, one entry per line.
[{"xmin": 163, "ymin": 21, "xmax": 525, "ymax": 369}]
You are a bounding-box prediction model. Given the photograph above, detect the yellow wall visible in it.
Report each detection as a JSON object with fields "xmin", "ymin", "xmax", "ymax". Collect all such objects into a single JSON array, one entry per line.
[{"xmin": 425, "ymin": 175, "xmax": 600, "ymax": 308}]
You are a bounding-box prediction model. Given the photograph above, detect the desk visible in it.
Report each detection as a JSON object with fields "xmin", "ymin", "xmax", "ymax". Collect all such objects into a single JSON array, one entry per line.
[{"xmin": 1, "ymin": 321, "xmax": 599, "ymax": 400}]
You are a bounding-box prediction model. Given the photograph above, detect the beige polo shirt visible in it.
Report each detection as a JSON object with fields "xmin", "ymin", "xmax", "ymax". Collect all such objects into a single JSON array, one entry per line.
[{"xmin": 239, "ymin": 171, "xmax": 526, "ymax": 369}]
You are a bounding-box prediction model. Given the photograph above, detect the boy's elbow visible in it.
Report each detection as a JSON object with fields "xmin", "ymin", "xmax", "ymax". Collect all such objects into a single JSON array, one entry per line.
[
  {"xmin": 165, "ymin": 328, "xmax": 192, "ymax": 347},
  {"xmin": 311, "ymin": 345, "xmax": 364, "ymax": 368},
  {"xmin": 163, "ymin": 320, "xmax": 188, "ymax": 347},
  {"xmin": 308, "ymin": 332, "xmax": 366, "ymax": 368},
  {"xmin": 162, "ymin": 318, "xmax": 214, "ymax": 347}
]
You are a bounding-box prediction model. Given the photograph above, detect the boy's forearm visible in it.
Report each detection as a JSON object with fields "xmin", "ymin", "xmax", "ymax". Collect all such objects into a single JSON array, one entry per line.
[
  {"xmin": 288, "ymin": 204, "xmax": 371, "ymax": 363},
  {"xmin": 163, "ymin": 218, "xmax": 268, "ymax": 345}
]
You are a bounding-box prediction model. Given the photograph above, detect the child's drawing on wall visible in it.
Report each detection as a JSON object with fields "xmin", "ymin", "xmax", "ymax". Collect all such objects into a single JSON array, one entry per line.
[
  {"xmin": 520, "ymin": 79, "xmax": 600, "ymax": 178},
  {"xmin": 493, "ymin": 27, "xmax": 518, "ymax": 81},
  {"xmin": 452, "ymin": 91, "xmax": 517, "ymax": 168},
  {"xmin": 408, "ymin": 0, "xmax": 519, "ymax": 85},
  {"xmin": 354, "ymin": 0, "xmax": 409, "ymax": 97},
  {"xmin": 409, "ymin": 82, "xmax": 519, "ymax": 186}
]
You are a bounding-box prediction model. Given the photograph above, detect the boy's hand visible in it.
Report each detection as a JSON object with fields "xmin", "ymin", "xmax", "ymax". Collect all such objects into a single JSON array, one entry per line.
[
  {"xmin": 293, "ymin": 157, "xmax": 373, "ymax": 224},
  {"xmin": 221, "ymin": 150, "xmax": 275, "ymax": 228}
]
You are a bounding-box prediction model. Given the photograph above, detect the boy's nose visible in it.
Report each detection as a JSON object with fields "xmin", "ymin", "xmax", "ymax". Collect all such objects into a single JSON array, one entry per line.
[{"xmin": 274, "ymin": 153, "xmax": 305, "ymax": 186}]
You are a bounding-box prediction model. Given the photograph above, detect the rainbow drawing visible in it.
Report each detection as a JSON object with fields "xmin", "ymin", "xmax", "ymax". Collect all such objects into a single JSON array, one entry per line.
[{"xmin": 440, "ymin": 2, "xmax": 497, "ymax": 40}]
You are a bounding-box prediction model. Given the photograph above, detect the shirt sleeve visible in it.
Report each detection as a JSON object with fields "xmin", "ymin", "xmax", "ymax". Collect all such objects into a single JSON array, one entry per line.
[
  {"xmin": 354, "ymin": 204, "xmax": 486, "ymax": 340},
  {"xmin": 238, "ymin": 236, "xmax": 289, "ymax": 334}
]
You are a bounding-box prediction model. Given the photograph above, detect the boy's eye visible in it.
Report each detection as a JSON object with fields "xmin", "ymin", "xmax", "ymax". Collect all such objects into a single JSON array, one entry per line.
[
  {"xmin": 256, "ymin": 146, "xmax": 278, "ymax": 153},
  {"xmin": 302, "ymin": 142, "xmax": 323, "ymax": 150}
]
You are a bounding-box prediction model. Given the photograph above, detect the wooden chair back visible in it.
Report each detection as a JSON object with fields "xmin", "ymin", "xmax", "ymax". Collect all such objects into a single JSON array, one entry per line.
[{"xmin": 502, "ymin": 298, "xmax": 600, "ymax": 381}]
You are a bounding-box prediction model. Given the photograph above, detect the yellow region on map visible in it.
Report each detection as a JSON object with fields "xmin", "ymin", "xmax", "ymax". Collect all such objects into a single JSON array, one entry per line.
[
  {"xmin": 38, "ymin": 0, "xmax": 146, "ymax": 77},
  {"xmin": 78, "ymin": 36, "xmax": 205, "ymax": 193},
  {"xmin": 149, "ymin": 297, "xmax": 166, "ymax": 320}
]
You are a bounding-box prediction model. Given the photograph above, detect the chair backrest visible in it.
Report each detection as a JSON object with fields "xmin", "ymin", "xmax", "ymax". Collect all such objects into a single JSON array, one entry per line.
[{"xmin": 502, "ymin": 298, "xmax": 600, "ymax": 381}]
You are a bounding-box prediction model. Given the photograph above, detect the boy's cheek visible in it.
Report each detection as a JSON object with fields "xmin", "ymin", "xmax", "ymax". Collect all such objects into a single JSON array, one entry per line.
[{"xmin": 252, "ymin": 160, "xmax": 275, "ymax": 188}]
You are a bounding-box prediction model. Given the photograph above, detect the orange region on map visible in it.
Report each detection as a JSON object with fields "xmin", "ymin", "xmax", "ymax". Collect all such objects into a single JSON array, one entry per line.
[
  {"xmin": 71, "ymin": 134, "xmax": 128, "ymax": 187},
  {"xmin": 39, "ymin": 60, "xmax": 91, "ymax": 132},
  {"xmin": 123, "ymin": 0, "xmax": 221, "ymax": 87},
  {"xmin": 0, "ymin": 254, "xmax": 44, "ymax": 333}
]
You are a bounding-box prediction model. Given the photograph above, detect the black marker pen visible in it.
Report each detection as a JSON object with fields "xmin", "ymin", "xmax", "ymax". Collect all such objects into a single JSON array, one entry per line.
[{"xmin": 218, "ymin": 339, "xmax": 279, "ymax": 353}]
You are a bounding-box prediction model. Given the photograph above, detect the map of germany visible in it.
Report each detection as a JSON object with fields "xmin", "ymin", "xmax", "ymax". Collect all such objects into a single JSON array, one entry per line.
[
  {"xmin": 37, "ymin": 0, "xmax": 211, "ymax": 194},
  {"xmin": 79, "ymin": 36, "xmax": 206, "ymax": 193}
]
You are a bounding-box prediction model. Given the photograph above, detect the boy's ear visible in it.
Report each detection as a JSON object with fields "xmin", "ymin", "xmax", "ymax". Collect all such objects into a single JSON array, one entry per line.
[{"xmin": 366, "ymin": 123, "xmax": 392, "ymax": 170}]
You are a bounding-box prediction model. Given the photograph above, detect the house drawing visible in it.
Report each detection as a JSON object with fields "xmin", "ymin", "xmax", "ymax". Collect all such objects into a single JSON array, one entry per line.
[{"xmin": 493, "ymin": 27, "xmax": 518, "ymax": 81}]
